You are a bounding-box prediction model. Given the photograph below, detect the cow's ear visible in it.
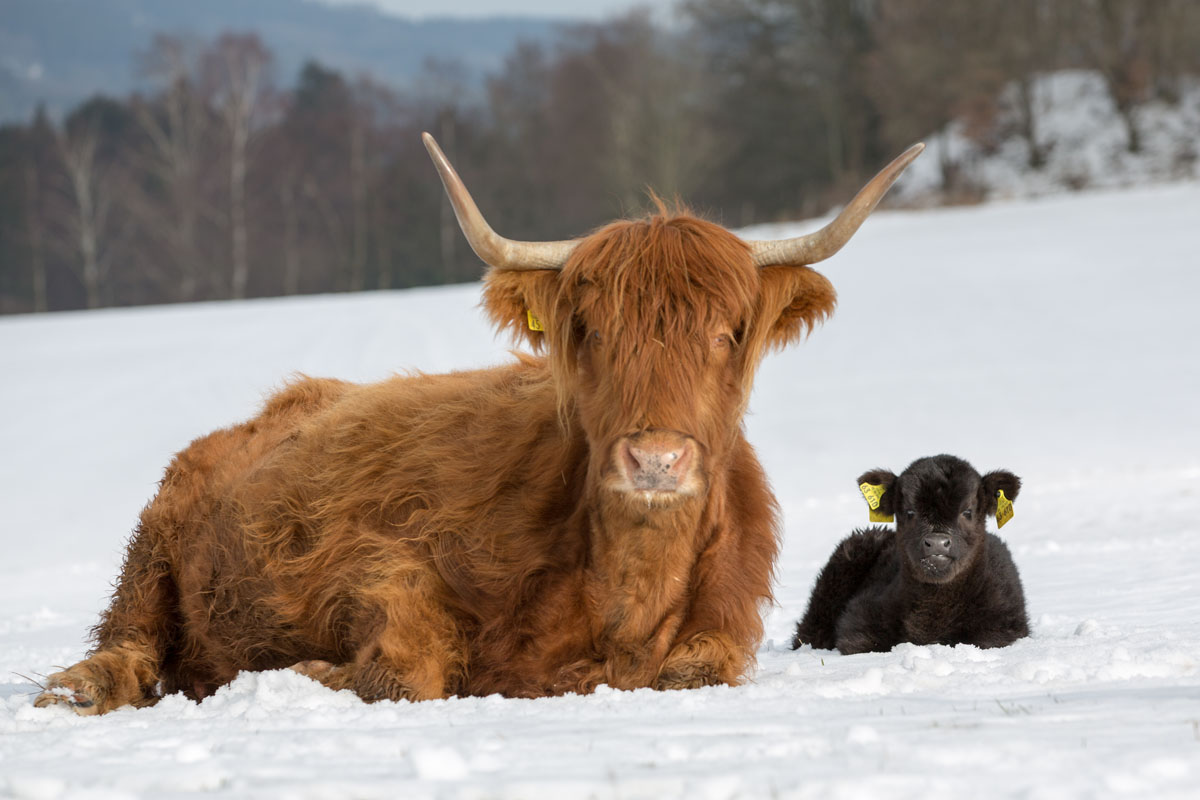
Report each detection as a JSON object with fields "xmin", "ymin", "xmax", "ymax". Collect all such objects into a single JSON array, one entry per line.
[
  {"xmin": 980, "ymin": 470, "xmax": 1021, "ymax": 515},
  {"xmin": 481, "ymin": 268, "xmax": 564, "ymax": 351},
  {"xmin": 856, "ymin": 468, "xmax": 897, "ymax": 516},
  {"xmin": 754, "ymin": 266, "xmax": 837, "ymax": 352}
]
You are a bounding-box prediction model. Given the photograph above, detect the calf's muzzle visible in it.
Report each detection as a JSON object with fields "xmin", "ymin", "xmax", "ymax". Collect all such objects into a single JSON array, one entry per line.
[{"xmin": 922, "ymin": 533, "xmax": 952, "ymax": 558}]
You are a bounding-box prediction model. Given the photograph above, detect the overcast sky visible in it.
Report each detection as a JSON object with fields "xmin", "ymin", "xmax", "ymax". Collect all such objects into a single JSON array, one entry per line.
[{"xmin": 314, "ymin": 0, "xmax": 680, "ymax": 20}]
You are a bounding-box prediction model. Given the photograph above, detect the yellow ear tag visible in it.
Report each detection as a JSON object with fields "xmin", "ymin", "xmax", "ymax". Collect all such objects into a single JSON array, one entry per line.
[
  {"xmin": 859, "ymin": 482, "xmax": 894, "ymax": 523},
  {"xmin": 995, "ymin": 489, "xmax": 1014, "ymax": 529},
  {"xmin": 526, "ymin": 310, "xmax": 544, "ymax": 332}
]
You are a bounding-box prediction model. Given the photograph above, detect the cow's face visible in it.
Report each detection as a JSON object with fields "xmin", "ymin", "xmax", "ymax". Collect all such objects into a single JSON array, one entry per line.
[
  {"xmin": 485, "ymin": 212, "xmax": 836, "ymax": 509},
  {"xmin": 859, "ymin": 456, "xmax": 1021, "ymax": 584},
  {"xmin": 422, "ymin": 132, "xmax": 920, "ymax": 511}
]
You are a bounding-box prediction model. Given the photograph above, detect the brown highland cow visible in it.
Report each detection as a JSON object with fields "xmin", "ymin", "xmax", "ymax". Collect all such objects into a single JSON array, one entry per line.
[{"xmin": 35, "ymin": 134, "xmax": 922, "ymax": 714}]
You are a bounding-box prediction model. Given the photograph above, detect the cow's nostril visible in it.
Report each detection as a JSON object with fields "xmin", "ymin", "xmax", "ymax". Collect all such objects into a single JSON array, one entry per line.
[
  {"xmin": 621, "ymin": 441, "xmax": 643, "ymax": 474},
  {"xmin": 666, "ymin": 441, "xmax": 693, "ymax": 478}
]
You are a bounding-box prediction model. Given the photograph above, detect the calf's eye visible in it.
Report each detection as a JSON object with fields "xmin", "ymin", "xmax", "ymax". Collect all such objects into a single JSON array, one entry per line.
[
  {"xmin": 963, "ymin": 509, "xmax": 973, "ymax": 519},
  {"xmin": 905, "ymin": 510, "xmax": 915, "ymax": 519}
]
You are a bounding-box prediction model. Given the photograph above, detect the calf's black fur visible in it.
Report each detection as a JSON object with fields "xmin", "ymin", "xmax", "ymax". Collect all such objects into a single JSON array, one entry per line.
[{"xmin": 792, "ymin": 455, "xmax": 1029, "ymax": 654}]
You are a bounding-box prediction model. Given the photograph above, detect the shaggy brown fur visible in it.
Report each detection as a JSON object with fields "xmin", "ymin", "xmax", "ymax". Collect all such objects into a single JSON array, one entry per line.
[{"xmin": 35, "ymin": 209, "xmax": 837, "ymax": 714}]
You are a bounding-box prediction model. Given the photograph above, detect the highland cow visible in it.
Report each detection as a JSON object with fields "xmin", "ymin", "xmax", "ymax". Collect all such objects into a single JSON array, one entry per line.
[
  {"xmin": 34, "ymin": 134, "xmax": 923, "ymax": 715},
  {"xmin": 792, "ymin": 455, "xmax": 1028, "ymax": 655}
]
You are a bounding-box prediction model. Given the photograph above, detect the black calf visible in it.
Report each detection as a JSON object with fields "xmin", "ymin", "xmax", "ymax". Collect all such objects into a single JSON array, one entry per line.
[{"xmin": 792, "ymin": 454, "xmax": 1029, "ymax": 654}]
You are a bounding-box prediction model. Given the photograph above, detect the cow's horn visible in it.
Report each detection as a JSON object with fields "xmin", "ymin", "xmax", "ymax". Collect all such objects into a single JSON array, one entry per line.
[
  {"xmin": 423, "ymin": 132, "xmax": 576, "ymax": 271},
  {"xmin": 748, "ymin": 142, "xmax": 925, "ymax": 268}
]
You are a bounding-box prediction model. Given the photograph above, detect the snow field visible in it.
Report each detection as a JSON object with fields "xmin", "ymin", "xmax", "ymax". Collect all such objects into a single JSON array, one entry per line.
[{"xmin": 1, "ymin": 182, "xmax": 1198, "ymax": 798}]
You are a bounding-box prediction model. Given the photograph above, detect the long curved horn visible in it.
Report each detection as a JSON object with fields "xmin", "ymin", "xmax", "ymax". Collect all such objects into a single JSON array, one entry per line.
[
  {"xmin": 423, "ymin": 132, "xmax": 576, "ymax": 271},
  {"xmin": 749, "ymin": 142, "xmax": 925, "ymax": 268}
]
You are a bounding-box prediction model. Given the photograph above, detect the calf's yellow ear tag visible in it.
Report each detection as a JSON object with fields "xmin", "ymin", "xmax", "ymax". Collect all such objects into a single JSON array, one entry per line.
[
  {"xmin": 859, "ymin": 482, "xmax": 894, "ymax": 523},
  {"xmin": 526, "ymin": 310, "xmax": 544, "ymax": 332},
  {"xmin": 995, "ymin": 489, "xmax": 1014, "ymax": 529}
]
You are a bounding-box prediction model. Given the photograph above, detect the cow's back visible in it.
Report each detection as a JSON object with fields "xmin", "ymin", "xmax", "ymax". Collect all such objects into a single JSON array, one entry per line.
[{"xmin": 148, "ymin": 376, "xmax": 353, "ymax": 528}]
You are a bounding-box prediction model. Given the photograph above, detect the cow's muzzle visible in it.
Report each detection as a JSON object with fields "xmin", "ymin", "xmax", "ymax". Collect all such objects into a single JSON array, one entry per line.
[{"xmin": 612, "ymin": 430, "xmax": 702, "ymax": 496}]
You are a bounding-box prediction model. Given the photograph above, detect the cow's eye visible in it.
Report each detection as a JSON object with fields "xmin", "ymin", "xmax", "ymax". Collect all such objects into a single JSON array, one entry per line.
[
  {"xmin": 713, "ymin": 333, "xmax": 732, "ymax": 349},
  {"xmin": 590, "ymin": 330, "xmax": 602, "ymax": 345},
  {"xmin": 905, "ymin": 510, "xmax": 915, "ymax": 519},
  {"xmin": 962, "ymin": 509, "xmax": 973, "ymax": 519}
]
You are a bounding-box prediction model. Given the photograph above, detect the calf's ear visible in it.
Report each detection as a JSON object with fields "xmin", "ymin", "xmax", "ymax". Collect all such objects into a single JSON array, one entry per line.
[
  {"xmin": 980, "ymin": 470, "xmax": 1021, "ymax": 515},
  {"xmin": 856, "ymin": 468, "xmax": 898, "ymax": 517},
  {"xmin": 482, "ymin": 268, "xmax": 564, "ymax": 351}
]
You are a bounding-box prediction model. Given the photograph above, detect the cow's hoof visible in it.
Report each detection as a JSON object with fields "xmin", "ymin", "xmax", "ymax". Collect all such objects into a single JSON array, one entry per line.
[
  {"xmin": 655, "ymin": 664, "xmax": 722, "ymax": 691},
  {"xmin": 289, "ymin": 659, "xmax": 343, "ymax": 681},
  {"xmin": 33, "ymin": 682, "xmax": 101, "ymax": 716}
]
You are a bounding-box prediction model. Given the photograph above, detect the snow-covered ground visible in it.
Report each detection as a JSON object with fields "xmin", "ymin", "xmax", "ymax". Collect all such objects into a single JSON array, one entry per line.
[
  {"xmin": 894, "ymin": 71, "xmax": 1200, "ymax": 203},
  {"xmin": 2, "ymin": 183, "xmax": 1199, "ymax": 798}
]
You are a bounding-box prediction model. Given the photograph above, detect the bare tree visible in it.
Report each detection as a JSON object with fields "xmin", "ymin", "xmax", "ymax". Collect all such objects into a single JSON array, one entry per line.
[
  {"xmin": 54, "ymin": 122, "xmax": 110, "ymax": 309},
  {"xmin": 207, "ymin": 33, "xmax": 273, "ymax": 299},
  {"xmin": 868, "ymin": 0, "xmax": 1005, "ymax": 195},
  {"xmin": 135, "ymin": 34, "xmax": 212, "ymax": 302},
  {"xmin": 1075, "ymin": 0, "xmax": 1163, "ymax": 153},
  {"xmin": 303, "ymin": 174, "xmax": 349, "ymax": 288},
  {"xmin": 573, "ymin": 12, "xmax": 716, "ymax": 211},
  {"xmin": 345, "ymin": 77, "xmax": 397, "ymax": 292},
  {"xmin": 781, "ymin": 0, "xmax": 877, "ymax": 189},
  {"xmin": 684, "ymin": 0, "xmax": 845, "ymax": 220},
  {"xmin": 349, "ymin": 114, "xmax": 368, "ymax": 292},
  {"xmin": 417, "ymin": 58, "xmax": 470, "ymax": 282},
  {"xmin": 436, "ymin": 112, "xmax": 458, "ymax": 281},
  {"xmin": 1142, "ymin": 0, "xmax": 1200, "ymax": 103},
  {"xmin": 686, "ymin": 0, "xmax": 880, "ymax": 197},
  {"xmin": 278, "ymin": 172, "xmax": 302, "ymax": 295},
  {"xmin": 991, "ymin": 0, "xmax": 1075, "ymax": 169},
  {"xmin": 23, "ymin": 164, "xmax": 48, "ymax": 312}
]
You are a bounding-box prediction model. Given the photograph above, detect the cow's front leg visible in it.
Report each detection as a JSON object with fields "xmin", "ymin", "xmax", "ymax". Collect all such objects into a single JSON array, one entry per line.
[
  {"xmin": 34, "ymin": 526, "xmax": 176, "ymax": 715},
  {"xmin": 34, "ymin": 641, "xmax": 162, "ymax": 715},
  {"xmin": 291, "ymin": 573, "xmax": 467, "ymax": 703},
  {"xmin": 655, "ymin": 630, "xmax": 743, "ymax": 690},
  {"xmin": 836, "ymin": 595, "xmax": 896, "ymax": 655},
  {"xmin": 288, "ymin": 657, "xmax": 445, "ymax": 703},
  {"xmin": 289, "ymin": 659, "xmax": 352, "ymax": 689}
]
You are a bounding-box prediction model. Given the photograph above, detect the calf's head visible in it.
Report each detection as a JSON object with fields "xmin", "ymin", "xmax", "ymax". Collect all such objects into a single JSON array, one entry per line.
[
  {"xmin": 859, "ymin": 455, "xmax": 1021, "ymax": 583},
  {"xmin": 424, "ymin": 133, "xmax": 922, "ymax": 510}
]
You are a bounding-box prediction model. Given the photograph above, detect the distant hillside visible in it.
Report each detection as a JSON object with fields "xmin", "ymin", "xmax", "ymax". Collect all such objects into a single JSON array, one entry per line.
[
  {"xmin": 0, "ymin": 0, "xmax": 566, "ymax": 122},
  {"xmin": 893, "ymin": 71, "xmax": 1200, "ymax": 205}
]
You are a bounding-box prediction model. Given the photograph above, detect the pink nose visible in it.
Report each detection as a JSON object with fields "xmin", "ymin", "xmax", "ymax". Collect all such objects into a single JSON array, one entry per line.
[{"xmin": 618, "ymin": 431, "xmax": 696, "ymax": 492}]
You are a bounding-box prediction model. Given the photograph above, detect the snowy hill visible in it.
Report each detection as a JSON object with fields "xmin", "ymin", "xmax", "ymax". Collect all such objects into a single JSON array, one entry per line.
[
  {"xmin": 2, "ymin": 183, "xmax": 1199, "ymax": 798},
  {"xmin": 894, "ymin": 71, "xmax": 1200, "ymax": 203}
]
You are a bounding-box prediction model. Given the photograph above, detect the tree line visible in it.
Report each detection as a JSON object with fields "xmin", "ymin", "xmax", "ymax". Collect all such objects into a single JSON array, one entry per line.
[{"xmin": 1, "ymin": 0, "xmax": 1197, "ymax": 313}]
